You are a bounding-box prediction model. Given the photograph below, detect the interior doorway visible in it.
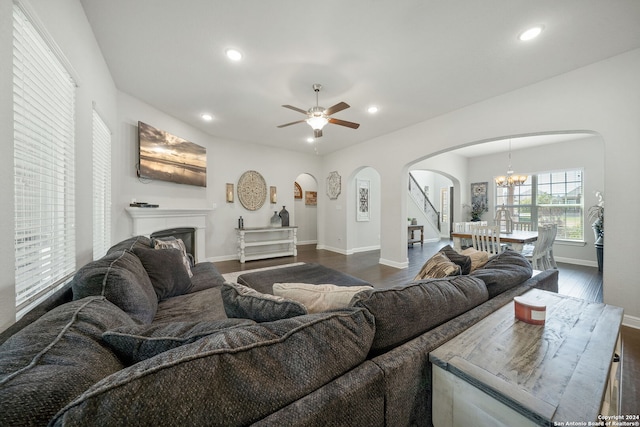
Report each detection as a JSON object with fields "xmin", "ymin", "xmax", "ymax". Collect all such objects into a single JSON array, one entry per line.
[{"xmin": 293, "ymin": 173, "xmax": 318, "ymax": 244}]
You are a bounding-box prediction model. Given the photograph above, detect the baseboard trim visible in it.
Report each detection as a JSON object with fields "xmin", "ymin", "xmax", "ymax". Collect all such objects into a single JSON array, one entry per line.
[
  {"xmin": 297, "ymin": 240, "xmax": 318, "ymax": 245},
  {"xmin": 623, "ymin": 314, "xmax": 640, "ymax": 329},
  {"xmin": 352, "ymin": 245, "xmax": 381, "ymax": 253},
  {"xmin": 554, "ymin": 256, "xmax": 598, "ymax": 268},
  {"xmin": 379, "ymin": 257, "xmax": 409, "ymax": 269},
  {"xmin": 316, "ymin": 245, "xmax": 349, "ymax": 255}
]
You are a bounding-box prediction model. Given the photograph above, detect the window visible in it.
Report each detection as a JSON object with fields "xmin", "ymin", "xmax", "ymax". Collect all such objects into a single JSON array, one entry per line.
[
  {"xmin": 92, "ymin": 109, "xmax": 111, "ymax": 260},
  {"xmin": 496, "ymin": 169, "xmax": 583, "ymax": 241},
  {"xmin": 13, "ymin": 4, "xmax": 76, "ymax": 315}
]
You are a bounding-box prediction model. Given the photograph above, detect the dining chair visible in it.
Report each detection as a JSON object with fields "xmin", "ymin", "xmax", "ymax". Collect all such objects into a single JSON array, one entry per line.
[
  {"xmin": 470, "ymin": 225, "xmax": 502, "ymax": 255},
  {"xmin": 512, "ymin": 222, "xmax": 532, "ymax": 231},
  {"xmin": 524, "ymin": 224, "xmax": 558, "ymax": 270}
]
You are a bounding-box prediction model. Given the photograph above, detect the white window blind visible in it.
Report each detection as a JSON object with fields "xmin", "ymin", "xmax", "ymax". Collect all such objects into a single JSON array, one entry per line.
[
  {"xmin": 92, "ymin": 109, "xmax": 111, "ymax": 260},
  {"xmin": 13, "ymin": 4, "xmax": 76, "ymax": 314}
]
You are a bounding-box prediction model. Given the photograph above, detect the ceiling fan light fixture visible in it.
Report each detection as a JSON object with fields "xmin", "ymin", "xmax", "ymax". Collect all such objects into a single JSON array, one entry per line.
[{"xmin": 306, "ymin": 115, "xmax": 328, "ymax": 130}]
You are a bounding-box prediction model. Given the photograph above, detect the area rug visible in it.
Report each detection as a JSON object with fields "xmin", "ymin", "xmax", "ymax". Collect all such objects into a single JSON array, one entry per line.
[{"xmin": 222, "ymin": 262, "xmax": 305, "ymax": 283}]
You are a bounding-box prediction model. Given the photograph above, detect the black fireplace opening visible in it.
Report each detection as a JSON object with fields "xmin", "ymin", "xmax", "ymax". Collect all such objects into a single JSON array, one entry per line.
[{"xmin": 150, "ymin": 227, "xmax": 197, "ymax": 264}]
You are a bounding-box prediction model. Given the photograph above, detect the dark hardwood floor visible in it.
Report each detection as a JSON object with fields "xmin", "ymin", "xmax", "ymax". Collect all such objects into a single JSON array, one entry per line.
[{"xmin": 214, "ymin": 239, "xmax": 638, "ymax": 416}]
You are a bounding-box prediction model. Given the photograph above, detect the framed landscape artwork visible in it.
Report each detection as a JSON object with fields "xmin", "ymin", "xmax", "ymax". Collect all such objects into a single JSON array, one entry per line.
[{"xmin": 138, "ymin": 121, "xmax": 207, "ymax": 187}]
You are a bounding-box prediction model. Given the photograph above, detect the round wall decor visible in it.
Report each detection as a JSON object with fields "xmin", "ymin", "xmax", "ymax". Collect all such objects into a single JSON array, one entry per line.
[
  {"xmin": 237, "ymin": 170, "xmax": 267, "ymax": 211},
  {"xmin": 326, "ymin": 171, "xmax": 341, "ymax": 200}
]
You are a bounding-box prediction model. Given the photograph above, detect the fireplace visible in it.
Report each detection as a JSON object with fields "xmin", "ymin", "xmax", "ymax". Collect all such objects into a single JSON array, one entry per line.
[
  {"xmin": 125, "ymin": 207, "xmax": 214, "ymax": 262},
  {"xmin": 150, "ymin": 227, "xmax": 196, "ymax": 260}
]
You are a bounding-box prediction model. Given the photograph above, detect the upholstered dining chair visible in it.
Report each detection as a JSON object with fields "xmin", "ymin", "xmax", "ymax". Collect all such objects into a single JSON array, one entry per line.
[{"xmin": 470, "ymin": 225, "xmax": 502, "ymax": 255}]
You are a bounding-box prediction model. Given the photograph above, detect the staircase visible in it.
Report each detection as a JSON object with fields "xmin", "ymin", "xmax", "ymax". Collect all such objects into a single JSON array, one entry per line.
[{"xmin": 408, "ymin": 173, "xmax": 441, "ymax": 232}]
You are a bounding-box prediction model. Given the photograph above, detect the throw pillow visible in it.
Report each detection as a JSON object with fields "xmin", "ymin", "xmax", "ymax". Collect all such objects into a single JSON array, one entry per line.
[
  {"xmin": 414, "ymin": 252, "xmax": 461, "ymax": 280},
  {"xmin": 461, "ymin": 247, "xmax": 490, "ymax": 271},
  {"xmin": 272, "ymin": 283, "xmax": 374, "ymax": 314},
  {"xmin": 102, "ymin": 319, "xmax": 255, "ymax": 364},
  {"xmin": 439, "ymin": 245, "xmax": 473, "ymax": 275},
  {"xmin": 221, "ymin": 282, "xmax": 307, "ymax": 322},
  {"xmin": 153, "ymin": 237, "xmax": 193, "ymax": 277},
  {"xmin": 72, "ymin": 250, "xmax": 158, "ymax": 324},
  {"xmin": 133, "ymin": 247, "xmax": 193, "ymax": 301}
]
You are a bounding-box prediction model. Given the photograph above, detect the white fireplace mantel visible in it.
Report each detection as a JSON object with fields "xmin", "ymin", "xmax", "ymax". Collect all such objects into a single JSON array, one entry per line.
[{"xmin": 125, "ymin": 207, "xmax": 214, "ymax": 261}]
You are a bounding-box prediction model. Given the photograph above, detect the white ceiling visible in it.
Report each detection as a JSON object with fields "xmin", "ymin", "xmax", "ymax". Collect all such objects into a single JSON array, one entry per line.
[{"xmin": 80, "ymin": 0, "xmax": 640, "ymax": 155}]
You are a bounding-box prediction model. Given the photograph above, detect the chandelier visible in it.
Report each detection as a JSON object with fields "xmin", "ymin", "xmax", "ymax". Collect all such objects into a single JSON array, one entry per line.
[{"xmin": 495, "ymin": 140, "xmax": 527, "ymax": 187}]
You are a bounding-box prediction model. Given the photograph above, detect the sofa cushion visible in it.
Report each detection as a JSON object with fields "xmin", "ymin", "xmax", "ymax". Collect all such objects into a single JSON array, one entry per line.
[
  {"xmin": 106, "ymin": 235, "xmax": 152, "ymax": 254},
  {"xmin": 72, "ymin": 250, "xmax": 158, "ymax": 324},
  {"xmin": 153, "ymin": 237, "xmax": 193, "ymax": 277},
  {"xmin": 440, "ymin": 245, "xmax": 473, "ymax": 275},
  {"xmin": 461, "ymin": 247, "xmax": 490, "ymax": 271},
  {"xmin": 50, "ymin": 308, "xmax": 375, "ymax": 427},
  {"xmin": 102, "ymin": 319, "xmax": 255, "ymax": 364},
  {"xmin": 273, "ymin": 283, "xmax": 374, "ymax": 313},
  {"xmin": 133, "ymin": 247, "xmax": 193, "ymax": 300},
  {"xmin": 414, "ymin": 252, "xmax": 461, "ymax": 280},
  {"xmin": 470, "ymin": 249, "xmax": 533, "ymax": 298},
  {"xmin": 0, "ymin": 297, "xmax": 133, "ymax": 427},
  {"xmin": 351, "ymin": 276, "xmax": 488, "ymax": 354},
  {"xmin": 189, "ymin": 261, "xmax": 226, "ymax": 293},
  {"xmin": 221, "ymin": 282, "xmax": 307, "ymax": 322},
  {"xmin": 154, "ymin": 287, "xmax": 228, "ymax": 323}
]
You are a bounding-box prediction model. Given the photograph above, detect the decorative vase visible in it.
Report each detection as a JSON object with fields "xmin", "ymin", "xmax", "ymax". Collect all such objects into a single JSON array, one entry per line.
[
  {"xmin": 279, "ymin": 206, "xmax": 289, "ymax": 227},
  {"xmin": 270, "ymin": 211, "xmax": 281, "ymax": 227}
]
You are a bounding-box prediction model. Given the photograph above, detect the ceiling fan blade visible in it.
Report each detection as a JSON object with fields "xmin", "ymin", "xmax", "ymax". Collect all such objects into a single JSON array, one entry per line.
[
  {"xmin": 325, "ymin": 102, "xmax": 350, "ymax": 116},
  {"xmin": 282, "ymin": 105, "xmax": 308, "ymax": 115},
  {"xmin": 277, "ymin": 119, "xmax": 306, "ymax": 128},
  {"xmin": 328, "ymin": 117, "xmax": 360, "ymax": 129},
  {"xmin": 314, "ymin": 129, "xmax": 323, "ymax": 138}
]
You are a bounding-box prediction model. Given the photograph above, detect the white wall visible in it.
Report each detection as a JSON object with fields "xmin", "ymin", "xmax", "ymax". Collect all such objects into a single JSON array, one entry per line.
[
  {"xmin": 293, "ymin": 173, "xmax": 317, "ymax": 244},
  {"xmin": 0, "ymin": 0, "xmax": 118, "ymax": 331},
  {"xmin": 321, "ymin": 49, "xmax": 640, "ymax": 324},
  {"xmin": 114, "ymin": 92, "xmax": 321, "ymax": 261}
]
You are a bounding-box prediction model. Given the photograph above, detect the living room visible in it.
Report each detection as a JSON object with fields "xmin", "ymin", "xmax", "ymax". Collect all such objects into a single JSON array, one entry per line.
[
  {"xmin": 0, "ymin": 1, "xmax": 640, "ymax": 338},
  {"xmin": 1, "ymin": 1, "xmax": 640, "ymax": 424}
]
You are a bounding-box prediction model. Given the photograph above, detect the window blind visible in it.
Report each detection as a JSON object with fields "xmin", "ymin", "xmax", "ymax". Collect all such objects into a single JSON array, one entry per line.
[
  {"xmin": 92, "ymin": 109, "xmax": 111, "ymax": 260},
  {"xmin": 13, "ymin": 4, "xmax": 76, "ymax": 314}
]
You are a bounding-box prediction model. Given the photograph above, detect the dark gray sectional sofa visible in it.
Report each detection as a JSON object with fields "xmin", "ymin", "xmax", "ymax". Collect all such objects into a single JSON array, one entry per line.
[{"xmin": 0, "ymin": 236, "xmax": 558, "ymax": 426}]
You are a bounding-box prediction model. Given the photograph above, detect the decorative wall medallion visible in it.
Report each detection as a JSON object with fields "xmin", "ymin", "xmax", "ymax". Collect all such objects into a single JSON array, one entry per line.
[
  {"xmin": 326, "ymin": 171, "xmax": 341, "ymax": 200},
  {"xmin": 237, "ymin": 170, "xmax": 267, "ymax": 211}
]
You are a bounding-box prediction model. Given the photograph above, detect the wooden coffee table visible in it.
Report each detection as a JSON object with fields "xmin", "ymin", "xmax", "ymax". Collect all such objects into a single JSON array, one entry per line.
[{"xmin": 430, "ymin": 289, "xmax": 623, "ymax": 427}]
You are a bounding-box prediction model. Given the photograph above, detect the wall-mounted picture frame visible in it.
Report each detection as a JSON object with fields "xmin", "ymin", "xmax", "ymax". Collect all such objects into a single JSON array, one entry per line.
[
  {"xmin": 356, "ymin": 179, "xmax": 370, "ymax": 222},
  {"xmin": 294, "ymin": 181, "xmax": 302, "ymax": 199},
  {"xmin": 305, "ymin": 191, "xmax": 317, "ymax": 206}
]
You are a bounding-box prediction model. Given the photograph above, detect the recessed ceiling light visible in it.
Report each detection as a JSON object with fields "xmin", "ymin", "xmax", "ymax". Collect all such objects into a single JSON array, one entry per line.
[
  {"xmin": 225, "ymin": 48, "xmax": 243, "ymax": 61},
  {"xmin": 519, "ymin": 26, "xmax": 543, "ymax": 41},
  {"xmin": 367, "ymin": 106, "xmax": 379, "ymax": 114},
  {"xmin": 306, "ymin": 137, "xmax": 315, "ymax": 143},
  {"xmin": 201, "ymin": 113, "xmax": 213, "ymax": 121}
]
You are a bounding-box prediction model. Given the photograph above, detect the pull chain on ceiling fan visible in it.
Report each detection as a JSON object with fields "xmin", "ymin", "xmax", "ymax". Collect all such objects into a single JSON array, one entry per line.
[{"xmin": 277, "ymin": 84, "xmax": 360, "ymax": 138}]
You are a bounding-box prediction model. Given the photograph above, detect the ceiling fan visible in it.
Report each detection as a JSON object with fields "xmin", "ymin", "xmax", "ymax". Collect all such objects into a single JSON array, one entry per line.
[{"xmin": 277, "ymin": 84, "xmax": 360, "ymax": 138}]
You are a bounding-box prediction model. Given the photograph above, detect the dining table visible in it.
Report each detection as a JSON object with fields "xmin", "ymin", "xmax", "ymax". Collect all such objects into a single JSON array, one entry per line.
[{"xmin": 451, "ymin": 229, "xmax": 538, "ymax": 252}]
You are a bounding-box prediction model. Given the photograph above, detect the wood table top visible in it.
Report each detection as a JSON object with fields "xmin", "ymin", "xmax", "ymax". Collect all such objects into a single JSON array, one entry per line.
[{"xmin": 430, "ymin": 289, "xmax": 624, "ymax": 425}]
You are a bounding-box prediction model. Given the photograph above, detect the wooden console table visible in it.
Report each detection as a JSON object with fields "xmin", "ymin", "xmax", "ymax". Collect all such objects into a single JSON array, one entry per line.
[
  {"xmin": 408, "ymin": 224, "xmax": 424, "ymax": 246},
  {"xmin": 236, "ymin": 226, "xmax": 297, "ymax": 263},
  {"xmin": 430, "ymin": 288, "xmax": 623, "ymax": 427}
]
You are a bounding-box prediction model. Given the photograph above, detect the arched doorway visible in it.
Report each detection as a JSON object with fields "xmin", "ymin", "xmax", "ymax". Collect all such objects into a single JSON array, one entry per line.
[{"xmin": 293, "ymin": 173, "xmax": 318, "ymax": 245}]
